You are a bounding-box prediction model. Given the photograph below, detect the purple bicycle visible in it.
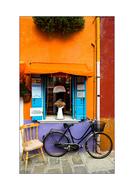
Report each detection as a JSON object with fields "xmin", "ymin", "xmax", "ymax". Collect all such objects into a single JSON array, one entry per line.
[{"xmin": 42, "ymin": 118, "xmax": 113, "ymax": 159}]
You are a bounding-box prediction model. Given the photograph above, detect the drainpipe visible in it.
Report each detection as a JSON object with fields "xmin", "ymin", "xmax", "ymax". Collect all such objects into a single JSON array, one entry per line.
[{"xmin": 96, "ymin": 17, "xmax": 100, "ymax": 121}]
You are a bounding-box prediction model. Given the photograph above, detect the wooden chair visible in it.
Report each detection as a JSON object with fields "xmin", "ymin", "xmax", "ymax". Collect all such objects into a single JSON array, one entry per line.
[{"xmin": 20, "ymin": 123, "xmax": 45, "ymax": 172}]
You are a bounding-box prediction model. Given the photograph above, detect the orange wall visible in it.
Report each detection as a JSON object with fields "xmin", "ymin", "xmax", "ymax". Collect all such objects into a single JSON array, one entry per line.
[
  {"xmin": 24, "ymin": 101, "xmax": 31, "ymax": 120},
  {"xmin": 20, "ymin": 16, "xmax": 97, "ymax": 120}
]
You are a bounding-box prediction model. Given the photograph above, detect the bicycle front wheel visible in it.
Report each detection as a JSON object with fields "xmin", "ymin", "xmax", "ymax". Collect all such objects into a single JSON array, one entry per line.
[
  {"xmin": 43, "ymin": 132, "xmax": 70, "ymax": 157},
  {"xmin": 85, "ymin": 132, "xmax": 113, "ymax": 159}
]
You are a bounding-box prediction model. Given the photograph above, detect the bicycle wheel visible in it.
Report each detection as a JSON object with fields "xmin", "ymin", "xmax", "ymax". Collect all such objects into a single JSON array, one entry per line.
[
  {"xmin": 43, "ymin": 131, "xmax": 70, "ymax": 157},
  {"xmin": 85, "ymin": 132, "xmax": 113, "ymax": 159}
]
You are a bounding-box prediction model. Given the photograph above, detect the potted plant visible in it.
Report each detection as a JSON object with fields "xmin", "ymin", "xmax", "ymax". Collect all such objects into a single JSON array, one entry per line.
[
  {"xmin": 20, "ymin": 74, "xmax": 31, "ymax": 103},
  {"xmin": 20, "ymin": 83, "xmax": 31, "ymax": 103},
  {"xmin": 54, "ymin": 99, "xmax": 66, "ymax": 120}
]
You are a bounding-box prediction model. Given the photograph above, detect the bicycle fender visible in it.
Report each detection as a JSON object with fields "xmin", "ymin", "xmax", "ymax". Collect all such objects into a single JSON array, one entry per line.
[
  {"xmin": 49, "ymin": 128, "xmax": 65, "ymax": 133},
  {"xmin": 42, "ymin": 129, "xmax": 66, "ymax": 141}
]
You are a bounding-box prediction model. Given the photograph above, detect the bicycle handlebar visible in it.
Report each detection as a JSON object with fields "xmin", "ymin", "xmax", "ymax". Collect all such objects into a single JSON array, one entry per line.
[{"xmin": 80, "ymin": 117, "xmax": 97, "ymax": 123}]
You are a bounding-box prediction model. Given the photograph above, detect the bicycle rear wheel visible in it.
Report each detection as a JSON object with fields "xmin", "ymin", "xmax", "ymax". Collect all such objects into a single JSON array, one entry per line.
[
  {"xmin": 43, "ymin": 131, "xmax": 70, "ymax": 157},
  {"xmin": 85, "ymin": 132, "xmax": 113, "ymax": 159}
]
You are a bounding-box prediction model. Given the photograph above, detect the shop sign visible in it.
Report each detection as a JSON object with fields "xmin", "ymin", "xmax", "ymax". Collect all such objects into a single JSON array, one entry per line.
[
  {"xmin": 77, "ymin": 84, "xmax": 85, "ymax": 90},
  {"xmin": 30, "ymin": 108, "xmax": 43, "ymax": 116},
  {"xmin": 32, "ymin": 77, "xmax": 42, "ymax": 98},
  {"xmin": 77, "ymin": 91, "xmax": 85, "ymax": 98},
  {"xmin": 32, "ymin": 83, "xmax": 41, "ymax": 98}
]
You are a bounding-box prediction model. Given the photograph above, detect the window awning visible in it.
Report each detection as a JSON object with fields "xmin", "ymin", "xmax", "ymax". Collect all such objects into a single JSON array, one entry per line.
[{"xmin": 24, "ymin": 62, "xmax": 93, "ymax": 77}]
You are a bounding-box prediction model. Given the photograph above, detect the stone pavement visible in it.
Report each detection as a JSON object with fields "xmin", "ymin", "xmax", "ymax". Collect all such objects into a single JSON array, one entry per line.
[{"xmin": 19, "ymin": 151, "xmax": 115, "ymax": 174}]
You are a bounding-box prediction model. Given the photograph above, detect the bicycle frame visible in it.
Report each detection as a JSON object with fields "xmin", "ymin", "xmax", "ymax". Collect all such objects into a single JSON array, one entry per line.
[
  {"xmin": 43, "ymin": 119, "xmax": 113, "ymax": 159},
  {"xmin": 59, "ymin": 122, "xmax": 95, "ymax": 145}
]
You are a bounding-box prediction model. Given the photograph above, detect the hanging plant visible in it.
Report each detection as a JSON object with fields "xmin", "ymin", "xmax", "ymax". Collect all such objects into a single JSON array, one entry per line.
[
  {"xmin": 32, "ymin": 17, "xmax": 85, "ymax": 36},
  {"xmin": 20, "ymin": 74, "xmax": 31, "ymax": 103},
  {"xmin": 20, "ymin": 83, "xmax": 31, "ymax": 103}
]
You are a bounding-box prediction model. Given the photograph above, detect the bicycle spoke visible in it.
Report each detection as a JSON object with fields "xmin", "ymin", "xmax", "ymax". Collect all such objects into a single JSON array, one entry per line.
[
  {"xmin": 85, "ymin": 133, "xmax": 112, "ymax": 159},
  {"xmin": 43, "ymin": 132, "xmax": 70, "ymax": 157}
]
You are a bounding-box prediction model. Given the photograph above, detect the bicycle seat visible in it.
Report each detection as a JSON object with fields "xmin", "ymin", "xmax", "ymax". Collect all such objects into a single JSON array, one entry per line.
[{"xmin": 63, "ymin": 123, "xmax": 73, "ymax": 129}]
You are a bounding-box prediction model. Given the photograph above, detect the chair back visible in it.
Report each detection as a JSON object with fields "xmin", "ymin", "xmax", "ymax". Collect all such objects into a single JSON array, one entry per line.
[{"xmin": 20, "ymin": 123, "xmax": 39, "ymax": 144}]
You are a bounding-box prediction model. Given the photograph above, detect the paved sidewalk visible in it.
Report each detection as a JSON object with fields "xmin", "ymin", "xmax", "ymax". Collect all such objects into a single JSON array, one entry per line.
[{"xmin": 20, "ymin": 151, "xmax": 115, "ymax": 174}]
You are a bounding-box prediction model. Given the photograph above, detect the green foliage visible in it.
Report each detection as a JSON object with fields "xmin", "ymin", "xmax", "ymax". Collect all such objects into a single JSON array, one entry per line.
[
  {"xmin": 32, "ymin": 17, "xmax": 85, "ymax": 36},
  {"xmin": 20, "ymin": 83, "xmax": 30, "ymax": 97}
]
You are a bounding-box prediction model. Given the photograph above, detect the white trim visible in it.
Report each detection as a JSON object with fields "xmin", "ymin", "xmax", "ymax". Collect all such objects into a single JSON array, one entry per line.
[
  {"xmin": 39, "ymin": 115, "xmax": 79, "ymax": 123},
  {"xmin": 97, "ymin": 77, "xmax": 100, "ymax": 95}
]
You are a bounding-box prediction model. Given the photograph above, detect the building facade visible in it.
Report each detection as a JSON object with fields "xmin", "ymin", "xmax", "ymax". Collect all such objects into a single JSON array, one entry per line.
[{"xmin": 20, "ymin": 16, "xmax": 114, "ymax": 146}]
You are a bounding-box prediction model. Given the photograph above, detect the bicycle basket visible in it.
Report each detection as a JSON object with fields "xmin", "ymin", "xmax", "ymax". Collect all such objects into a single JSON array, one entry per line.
[{"xmin": 93, "ymin": 121, "xmax": 106, "ymax": 132}]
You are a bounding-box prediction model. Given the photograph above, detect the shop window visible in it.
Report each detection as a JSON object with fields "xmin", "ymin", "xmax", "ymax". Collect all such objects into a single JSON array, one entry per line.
[
  {"xmin": 31, "ymin": 74, "xmax": 86, "ymax": 121},
  {"xmin": 46, "ymin": 73, "xmax": 71, "ymax": 116}
]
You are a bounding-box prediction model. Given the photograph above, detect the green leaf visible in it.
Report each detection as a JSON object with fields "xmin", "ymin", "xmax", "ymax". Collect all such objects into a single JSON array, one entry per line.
[{"xmin": 32, "ymin": 16, "xmax": 85, "ymax": 36}]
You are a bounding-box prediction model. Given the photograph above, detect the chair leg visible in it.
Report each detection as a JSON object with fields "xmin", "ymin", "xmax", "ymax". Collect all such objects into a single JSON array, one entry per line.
[
  {"xmin": 25, "ymin": 152, "xmax": 29, "ymax": 173},
  {"xmin": 21, "ymin": 150, "xmax": 24, "ymax": 161},
  {"xmin": 40, "ymin": 147, "xmax": 45, "ymax": 162}
]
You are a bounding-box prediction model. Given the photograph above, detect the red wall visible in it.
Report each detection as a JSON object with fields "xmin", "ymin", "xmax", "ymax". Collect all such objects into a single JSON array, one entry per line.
[{"xmin": 100, "ymin": 17, "xmax": 114, "ymax": 118}]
